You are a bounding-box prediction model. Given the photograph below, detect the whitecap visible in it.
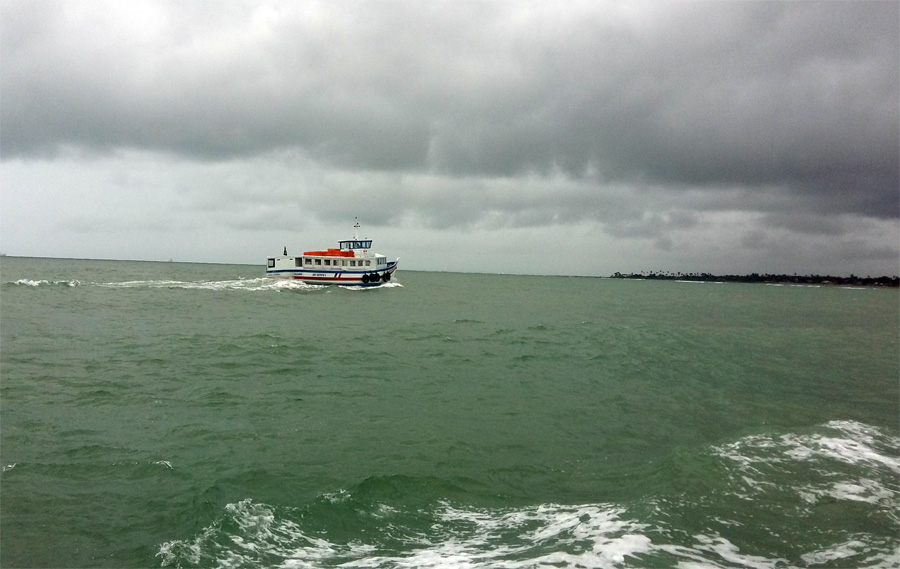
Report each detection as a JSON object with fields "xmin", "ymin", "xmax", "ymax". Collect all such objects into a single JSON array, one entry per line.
[
  {"xmin": 800, "ymin": 537, "xmax": 893, "ymax": 566},
  {"xmin": 797, "ymin": 478, "xmax": 895, "ymax": 506},
  {"xmin": 12, "ymin": 279, "xmax": 46, "ymax": 286},
  {"xmin": 715, "ymin": 420, "xmax": 900, "ymax": 476},
  {"xmin": 158, "ymin": 499, "xmax": 654, "ymax": 569},
  {"xmin": 689, "ymin": 534, "xmax": 786, "ymax": 569},
  {"xmin": 158, "ymin": 458, "xmax": 899, "ymax": 569},
  {"xmin": 781, "ymin": 420, "xmax": 900, "ymax": 474}
]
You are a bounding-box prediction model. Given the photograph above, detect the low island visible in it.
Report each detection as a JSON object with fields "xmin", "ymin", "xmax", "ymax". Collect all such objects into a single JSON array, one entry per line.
[{"xmin": 610, "ymin": 272, "xmax": 899, "ymax": 287}]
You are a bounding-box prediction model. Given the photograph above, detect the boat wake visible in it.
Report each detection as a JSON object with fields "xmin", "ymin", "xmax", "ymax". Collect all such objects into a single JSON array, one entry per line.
[
  {"xmin": 6, "ymin": 277, "xmax": 401, "ymax": 292},
  {"xmin": 8, "ymin": 278, "xmax": 83, "ymax": 287},
  {"xmin": 340, "ymin": 281, "xmax": 404, "ymax": 291},
  {"xmin": 98, "ymin": 277, "xmax": 321, "ymax": 292}
]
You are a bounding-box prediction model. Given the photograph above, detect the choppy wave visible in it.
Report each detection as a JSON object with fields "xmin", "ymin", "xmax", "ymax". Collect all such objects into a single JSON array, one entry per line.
[
  {"xmin": 158, "ymin": 421, "xmax": 899, "ymax": 569},
  {"xmin": 714, "ymin": 420, "xmax": 900, "ymax": 505},
  {"xmin": 158, "ymin": 499, "xmax": 650, "ymax": 569}
]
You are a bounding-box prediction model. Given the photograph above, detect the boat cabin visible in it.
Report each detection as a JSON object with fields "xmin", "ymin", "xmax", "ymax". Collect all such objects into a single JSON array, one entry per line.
[
  {"xmin": 266, "ymin": 253, "xmax": 387, "ymax": 270},
  {"xmin": 339, "ymin": 240, "xmax": 372, "ymax": 251}
]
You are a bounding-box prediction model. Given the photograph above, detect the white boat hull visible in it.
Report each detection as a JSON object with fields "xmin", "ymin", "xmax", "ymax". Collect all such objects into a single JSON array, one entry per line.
[{"xmin": 266, "ymin": 260, "xmax": 398, "ymax": 286}]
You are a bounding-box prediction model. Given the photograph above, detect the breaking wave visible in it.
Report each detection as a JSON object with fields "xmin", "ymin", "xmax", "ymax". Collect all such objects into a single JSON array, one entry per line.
[
  {"xmin": 158, "ymin": 499, "xmax": 651, "ymax": 569},
  {"xmin": 157, "ymin": 420, "xmax": 899, "ymax": 569}
]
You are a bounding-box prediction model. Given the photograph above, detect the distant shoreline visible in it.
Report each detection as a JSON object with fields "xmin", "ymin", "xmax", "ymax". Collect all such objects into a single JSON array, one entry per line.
[{"xmin": 610, "ymin": 272, "xmax": 899, "ymax": 288}]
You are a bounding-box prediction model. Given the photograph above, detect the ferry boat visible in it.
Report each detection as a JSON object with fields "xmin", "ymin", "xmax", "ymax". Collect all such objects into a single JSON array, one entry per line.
[{"xmin": 266, "ymin": 221, "xmax": 399, "ymax": 286}]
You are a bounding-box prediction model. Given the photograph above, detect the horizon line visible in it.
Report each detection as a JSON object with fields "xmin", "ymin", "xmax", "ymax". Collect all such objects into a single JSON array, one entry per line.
[{"xmin": 2, "ymin": 254, "xmax": 897, "ymax": 281}]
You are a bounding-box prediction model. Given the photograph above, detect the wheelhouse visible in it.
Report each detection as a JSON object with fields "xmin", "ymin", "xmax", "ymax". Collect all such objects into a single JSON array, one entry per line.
[{"xmin": 339, "ymin": 240, "xmax": 372, "ymax": 251}]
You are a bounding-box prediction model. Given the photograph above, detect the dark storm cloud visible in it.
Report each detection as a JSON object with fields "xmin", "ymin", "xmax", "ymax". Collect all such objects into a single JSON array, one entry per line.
[{"xmin": 2, "ymin": 0, "xmax": 897, "ymax": 222}]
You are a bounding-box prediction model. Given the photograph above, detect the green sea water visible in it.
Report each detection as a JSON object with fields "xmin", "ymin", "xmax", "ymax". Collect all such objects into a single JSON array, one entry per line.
[{"xmin": 1, "ymin": 256, "xmax": 898, "ymax": 568}]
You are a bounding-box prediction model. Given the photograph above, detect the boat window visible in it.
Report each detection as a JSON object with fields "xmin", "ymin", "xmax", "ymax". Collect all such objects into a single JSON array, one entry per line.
[
  {"xmin": 315, "ymin": 259, "xmax": 322, "ymax": 265},
  {"xmin": 365, "ymin": 260, "xmax": 371, "ymax": 266},
  {"xmin": 324, "ymin": 259, "xmax": 331, "ymax": 266},
  {"xmin": 350, "ymin": 260, "xmax": 356, "ymax": 266},
  {"xmin": 295, "ymin": 257, "xmax": 302, "ymax": 267},
  {"xmin": 305, "ymin": 258, "xmax": 312, "ymax": 265},
  {"xmin": 267, "ymin": 258, "xmax": 275, "ymax": 268}
]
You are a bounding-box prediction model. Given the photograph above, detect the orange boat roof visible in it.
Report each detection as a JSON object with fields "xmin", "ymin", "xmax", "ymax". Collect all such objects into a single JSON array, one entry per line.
[{"xmin": 303, "ymin": 249, "xmax": 355, "ymax": 257}]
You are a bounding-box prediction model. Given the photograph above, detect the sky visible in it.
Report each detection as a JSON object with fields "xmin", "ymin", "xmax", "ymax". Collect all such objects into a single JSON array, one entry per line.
[{"xmin": 1, "ymin": 0, "xmax": 898, "ymax": 277}]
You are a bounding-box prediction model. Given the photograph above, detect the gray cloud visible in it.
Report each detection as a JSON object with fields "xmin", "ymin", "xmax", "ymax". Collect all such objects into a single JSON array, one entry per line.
[{"xmin": 4, "ymin": 2, "xmax": 896, "ymax": 195}]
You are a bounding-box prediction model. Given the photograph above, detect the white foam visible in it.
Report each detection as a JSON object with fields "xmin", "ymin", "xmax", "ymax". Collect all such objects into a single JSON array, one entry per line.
[
  {"xmin": 798, "ymin": 478, "xmax": 895, "ymax": 506},
  {"xmin": 713, "ymin": 420, "xmax": 900, "ymax": 515},
  {"xmin": 429, "ymin": 502, "xmax": 652, "ymax": 568},
  {"xmin": 715, "ymin": 420, "xmax": 900, "ymax": 476},
  {"xmin": 781, "ymin": 420, "xmax": 900, "ymax": 474},
  {"xmin": 98, "ymin": 278, "xmax": 322, "ymax": 292},
  {"xmin": 341, "ymin": 281, "xmax": 404, "ymax": 290},
  {"xmin": 12, "ymin": 276, "xmax": 400, "ymax": 292},
  {"xmin": 659, "ymin": 535, "xmax": 787, "ymax": 569},
  {"xmin": 800, "ymin": 538, "xmax": 872, "ymax": 565},
  {"xmin": 159, "ymin": 499, "xmax": 378, "ymax": 569},
  {"xmin": 158, "ymin": 433, "xmax": 899, "ymax": 569},
  {"xmin": 10, "ymin": 278, "xmax": 81, "ymax": 287},
  {"xmin": 158, "ymin": 500, "xmax": 653, "ymax": 569},
  {"xmin": 12, "ymin": 279, "xmax": 46, "ymax": 286},
  {"xmin": 661, "ymin": 534, "xmax": 793, "ymax": 569},
  {"xmin": 692, "ymin": 534, "xmax": 786, "ymax": 569}
]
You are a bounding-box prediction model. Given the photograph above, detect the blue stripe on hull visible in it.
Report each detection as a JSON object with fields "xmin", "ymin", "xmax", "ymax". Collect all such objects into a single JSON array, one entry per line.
[{"xmin": 266, "ymin": 263, "xmax": 397, "ymax": 285}]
